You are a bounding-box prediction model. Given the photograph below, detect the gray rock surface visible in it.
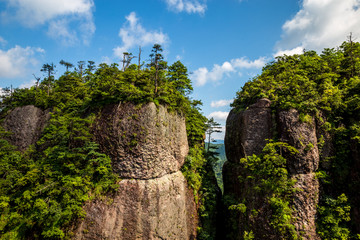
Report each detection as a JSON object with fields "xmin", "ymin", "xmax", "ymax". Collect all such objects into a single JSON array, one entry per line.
[
  {"xmin": 2, "ymin": 105, "xmax": 49, "ymax": 151},
  {"xmin": 278, "ymin": 109, "xmax": 319, "ymax": 174},
  {"xmin": 73, "ymin": 102, "xmax": 198, "ymax": 239},
  {"xmin": 222, "ymin": 99, "xmax": 274, "ymax": 239},
  {"xmin": 225, "ymin": 98, "xmax": 272, "ymax": 163},
  {"xmin": 223, "ymin": 100, "xmax": 320, "ymax": 239},
  {"xmin": 277, "ymin": 109, "xmax": 320, "ymax": 239},
  {"xmin": 73, "ymin": 171, "xmax": 197, "ymax": 240},
  {"xmin": 93, "ymin": 102, "xmax": 189, "ymax": 180}
]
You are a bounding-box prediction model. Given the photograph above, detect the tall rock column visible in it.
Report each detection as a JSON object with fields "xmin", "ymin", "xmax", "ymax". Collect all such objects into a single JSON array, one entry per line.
[
  {"xmin": 222, "ymin": 99, "xmax": 320, "ymax": 239},
  {"xmin": 74, "ymin": 102, "xmax": 197, "ymax": 240},
  {"xmin": 222, "ymin": 98, "xmax": 272, "ymax": 239},
  {"xmin": 277, "ymin": 109, "xmax": 320, "ymax": 240}
]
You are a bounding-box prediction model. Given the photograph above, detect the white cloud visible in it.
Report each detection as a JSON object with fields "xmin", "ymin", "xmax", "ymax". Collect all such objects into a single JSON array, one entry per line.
[
  {"xmin": 164, "ymin": 0, "xmax": 207, "ymax": 14},
  {"xmin": 19, "ymin": 79, "xmax": 36, "ymax": 89},
  {"xmin": 211, "ymin": 99, "xmax": 233, "ymax": 108},
  {"xmin": 192, "ymin": 57, "xmax": 267, "ymax": 86},
  {"xmin": 0, "ymin": 45, "xmax": 44, "ymax": 78},
  {"xmin": 276, "ymin": 0, "xmax": 360, "ymax": 54},
  {"xmin": 113, "ymin": 12, "xmax": 169, "ymax": 58},
  {"xmin": 273, "ymin": 46, "xmax": 304, "ymax": 57},
  {"xmin": 208, "ymin": 111, "xmax": 229, "ymax": 121},
  {"xmin": 1, "ymin": 0, "xmax": 95, "ymax": 45}
]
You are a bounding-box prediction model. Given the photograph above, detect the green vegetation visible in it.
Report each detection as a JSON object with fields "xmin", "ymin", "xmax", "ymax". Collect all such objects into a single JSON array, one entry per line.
[
  {"xmin": 231, "ymin": 38, "xmax": 360, "ymax": 239},
  {"xmin": 0, "ymin": 45, "xmax": 218, "ymax": 239},
  {"xmin": 229, "ymin": 141, "xmax": 299, "ymax": 239},
  {"xmin": 0, "ymin": 109, "xmax": 118, "ymax": 239},
  {"xmin": 181, "ymin": 116, "xmax": 221, "ymax": 240},
  {"xmin": 206, "ymin": 141, "xmax": 226, "ymax": 193}
]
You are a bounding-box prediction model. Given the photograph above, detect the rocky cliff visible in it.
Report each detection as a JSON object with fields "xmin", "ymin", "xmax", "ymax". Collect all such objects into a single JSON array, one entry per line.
[
  {"xmin": 222, "ymin": 99, "xmax": 320, "ymax": 239},
  {"xmin": 1, "ymin": 103, "xmax": 198, "ymax": 240},
  {"xmin": 2, "ymin": 105, "xmax": 50, "ymax": 152},
  {"xmin": 74, "ymin": 102, "xmax": 197, "ymax": 239}
]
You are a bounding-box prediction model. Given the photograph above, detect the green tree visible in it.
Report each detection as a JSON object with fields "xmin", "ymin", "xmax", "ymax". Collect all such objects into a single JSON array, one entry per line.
[
  {"xmin": 149, "ymin": 44, "xmax": 166, "ymax": 94},
  {"xmin": 41, "ymin": 63, "xmax": 55, "ymax": 96},
  {"xmin": 168, "ymin": 60, "xmax": 193, "ymax": 95},
  {"xmin": 205, "ymin": 117, "xmax": 222, "ymax": 152},
  {"xmin": 59, "ymin": 60, "xmax": 74, "ymax": 72}
]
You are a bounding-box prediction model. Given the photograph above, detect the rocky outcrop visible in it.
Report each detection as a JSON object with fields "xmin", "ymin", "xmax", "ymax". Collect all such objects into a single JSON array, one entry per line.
[
  {"xmin": 92, "ymin": 102, "xmax": 188, "ymax": 179},
  {"xmin": 2, "ymin": 105, "xmax": 50, "ymax": 151},
  {"xmin": 74, "ymin": 102, "xmax": 197, "ymax": 239},
  {"xmin": 223, "ymin": 99, "xmax": 320, "ymax": 239},
  {"xmin": 225, "ymin": 98, "xmax": 272, "ymax": 163},
  {"xmin": 222, "ymin": 98, "xmax": 273, "ymax": 239},
  {"xmin": 74, "ymin": 172, "xmax": 197, "ymax": 240},
  {"xmin": 277, "ymin": 109, "xmax": 320, "ymax": 239}
]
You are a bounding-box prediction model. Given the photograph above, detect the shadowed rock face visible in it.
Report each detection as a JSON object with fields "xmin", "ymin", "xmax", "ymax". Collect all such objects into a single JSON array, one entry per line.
[
  {"xmin": 223, "ymin": 99, "xmax": 320, "ymax": 240},
  {"xmin": 222, "ymin": 98, "xmax": 273, "ymax": 239},
  {"xmin": 223, "ymin": 98, "xmax": 272, "ymax": 197},
  {"xmin": 74, "ymin": 172, "xmax": 197, "ymax": 240},
  {"xmin": 74, "ymin": 102, "xmax": 197, "ymax": 240},
  {"xmin": 2, "ymin": 105, "xmax": 49, "ymax": 151},
  {"xmin": 93, "ymin": 102, "xmax": 189, "ymax": 180},
  {"xmin": 277, "ymin": 109, "xmax": 319, "ymax": 174},
  {"xmin": 277, "ymin": 109, "xmax": 320, "ymax": 240},
  {"xmin": 225, "ymin": 98, "xmax": 272, "ymax": 163}
]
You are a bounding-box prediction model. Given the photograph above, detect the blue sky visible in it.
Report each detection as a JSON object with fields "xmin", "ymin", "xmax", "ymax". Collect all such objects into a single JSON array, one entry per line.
[{"xmin": 1, "ymin": 0, "xmax": 360, "ymax": 139}]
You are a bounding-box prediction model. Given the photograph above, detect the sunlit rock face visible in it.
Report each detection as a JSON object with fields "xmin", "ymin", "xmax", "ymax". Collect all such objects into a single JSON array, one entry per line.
[
  {"xmin": 2, "ymin": 105, "xmax": 50, "ymax": 152},
  {"xmin": 92, "ymin": 102, "xmax": 189, "ymax": 180},
  {"xmin": 73, "ymin": 102, "xmax": 197, "ymax": 240}
]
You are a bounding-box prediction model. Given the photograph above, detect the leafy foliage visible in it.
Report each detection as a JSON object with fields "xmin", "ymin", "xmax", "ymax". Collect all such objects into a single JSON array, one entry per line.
[
  {"xmin": 229, "ymin": 141, "xmax": 299, "ymax": 239},
  {"xmin": 317, "ymin": 194, "xmax": 351, "ymax": 240}
]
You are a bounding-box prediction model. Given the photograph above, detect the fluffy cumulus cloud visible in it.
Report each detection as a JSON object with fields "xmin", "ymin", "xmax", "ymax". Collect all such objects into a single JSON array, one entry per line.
[
  {"xmin": 113, "ymin": 12, "xmax": 169, "ymax": 58},
  {"xmin": 1, "ymin": 0, "xmax": 95, "ymax": 45},
  {"xmin": 276, "ymin": 0, "xmax": 360, "ymax": 55},
  {"xmin": 0, "ymin": 45, "xmax": 45, "ymax": 78},
  {"xmin": 210, "ymin": 99, "xmax": 233, "ymax": 108},
  {"xmin": 192, "ymin": 57, "xmax": 267, "ymax": 86},
  {"xmin": 164, "ymin": 0, "xmax": 207, "ymax": 14},
  {"xmin": 208, "ymin": 111, "xmax": 229, "ymax": 121}
]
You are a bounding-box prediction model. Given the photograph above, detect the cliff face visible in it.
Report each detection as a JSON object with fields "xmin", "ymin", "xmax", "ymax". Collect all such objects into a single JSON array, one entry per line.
[
  {"xmin": 277, "ymin": 109, "xmax": 319, "ymax": 239},
  {"xmin": 92, "ymin": 102, "xmax": 188, "ymax": 180},
  {"xmin": 74, "ymin": 102, "xmax": 197, "ymax": 239},
  {"xmin": 1, "ymin": 103, "xmax": 197, "ymax": 239},
  {"xmin": 2, "ymin": 105, "xmax": 50, "ymax": 152},
  {"xmin": 223, "ymin": 99, "xmax": 320, "ymax": 239},
  {"xmin": 74, "ymin": 172, "xmax": 197, "ymax": 240}
]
